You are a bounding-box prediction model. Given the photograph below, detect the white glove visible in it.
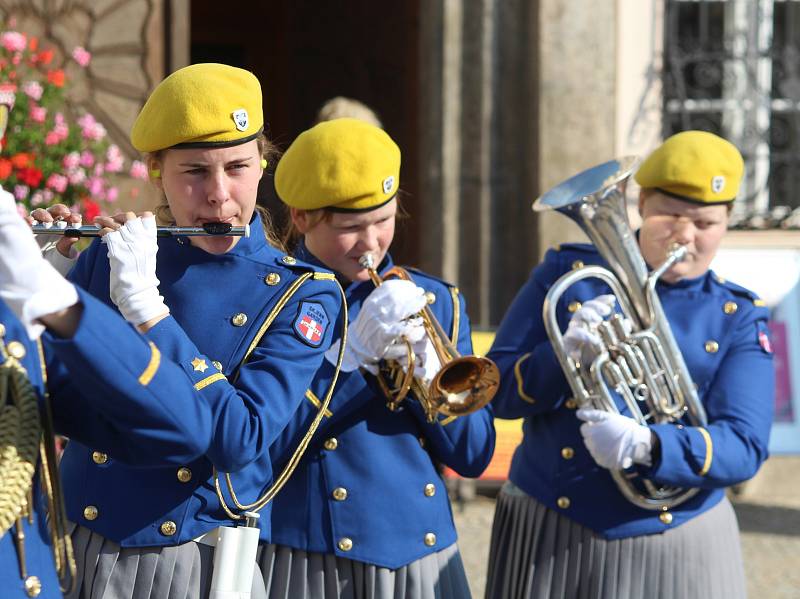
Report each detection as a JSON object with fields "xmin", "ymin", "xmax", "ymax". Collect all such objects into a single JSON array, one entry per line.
[
  {"xmin": 325, "ymin": 279, "xmax": 427, "ymax": 372},
  {"xmin": 33, "ymin": 217, "xmax": 82, "ymax": 276},
  {"xmin": 104, "ymin": 215, "xmax": 168, "ymax": 325},
  {"xmin": 563, "ymin": 294, "xmax": 616, "ymax": 364},
  {"xmin": 577, "ymin": 408, "xmax": 653, "ymax": 469},
  {"xmin": 0, "ymin": 189, "xmax": 79, "ymax": 339},
  {"xmin": 396, "ymin": 335, "xmax": 443, "ymax": 386}
]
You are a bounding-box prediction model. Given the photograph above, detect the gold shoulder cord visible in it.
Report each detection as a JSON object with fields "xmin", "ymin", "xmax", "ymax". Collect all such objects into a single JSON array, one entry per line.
[
  {"xmin": 448, "ymin": 287, "xmax": 461, "ymax": 345},
  {"xmin": 213, "ymin": 272, "xmax": 348, "ymax": 519},
  {"xmin": 36, "ymin": 340, "xmax": 77, "ymax": 594},
  {"xmin": 0, "ymin": 337, "xmax": 41, "ymax": 586}
]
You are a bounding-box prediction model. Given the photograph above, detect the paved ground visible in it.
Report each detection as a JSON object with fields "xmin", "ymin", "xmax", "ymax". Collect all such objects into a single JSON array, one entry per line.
[{"xmin": 452, "ymin": 456, "xmax": 800, "ymax": 598}]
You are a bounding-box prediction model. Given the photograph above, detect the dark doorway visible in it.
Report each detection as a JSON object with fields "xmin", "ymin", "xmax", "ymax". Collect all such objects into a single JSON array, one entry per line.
[{"xmin": 191, "ymin": 1, "xmax": 421, "ymax": 265}]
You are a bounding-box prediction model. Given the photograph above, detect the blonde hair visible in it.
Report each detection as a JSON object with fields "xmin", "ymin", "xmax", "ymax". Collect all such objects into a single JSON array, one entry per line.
[
  {"xmin": 314, "ymin": 96, "xmax": 383, "ymax": 128},
  {"xmin": 147, "ymin": 133, "xmax": 285, "ymax": 250}
]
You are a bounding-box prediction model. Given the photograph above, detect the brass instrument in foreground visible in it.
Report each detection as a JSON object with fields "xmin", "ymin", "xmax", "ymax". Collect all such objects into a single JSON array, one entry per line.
[
  {"xmin": 359, "ymin": 253, "xmax": 499, "ymax": 423},
  {"xmin": 534, "ymin": 157, "xmax": 707, "ymax": 510}
]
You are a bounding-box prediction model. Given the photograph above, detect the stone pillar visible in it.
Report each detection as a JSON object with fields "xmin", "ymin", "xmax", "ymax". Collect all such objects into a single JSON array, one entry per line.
[
  {"xmin": 536, "ymin": 0, "xmax": 618, "ymax": 255},
  {"xmin": 419, "ymin": 0, "xmax": 540, "ymax": 328}
]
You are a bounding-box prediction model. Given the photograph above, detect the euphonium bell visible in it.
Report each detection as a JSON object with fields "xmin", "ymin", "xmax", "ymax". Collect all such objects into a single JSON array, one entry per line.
[{"xmin": 358, "ymin": 253, "xmax": 500, "ymax": 423}]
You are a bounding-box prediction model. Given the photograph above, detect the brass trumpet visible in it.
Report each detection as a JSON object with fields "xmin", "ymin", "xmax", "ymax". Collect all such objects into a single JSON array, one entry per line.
[
  {"xmin": 359, "ymin": 253, "xmax": 500, "ymax": 423},
  {"xmin": 31, "ymin": 223, "xmax": 250, "ymax": 238}
]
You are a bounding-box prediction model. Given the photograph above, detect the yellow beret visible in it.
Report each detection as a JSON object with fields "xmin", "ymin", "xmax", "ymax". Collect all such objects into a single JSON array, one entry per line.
[
  {"xmin": 131, "ymin": 63, "xmax": 263, "ymax": 153},
  {"xmin": 634, "ymin": 130, "xmax": 744, "ymax": 204},
  {"xmin": 275, "ymin": 118, "xmax": 400, "ymax": 212}
]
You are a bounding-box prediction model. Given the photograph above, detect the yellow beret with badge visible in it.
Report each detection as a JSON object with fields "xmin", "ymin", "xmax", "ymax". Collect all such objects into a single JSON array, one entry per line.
[
  {"xmin": 275, "ymin": 118, "xmax": 400, "ymax": 212},
  {"xmin": 634, "ymin": 130, "xmax": 744, "ymax": 204},
  {"xmin": 131, "ymin": 63, "xmax": 263, "ymax": 153}
]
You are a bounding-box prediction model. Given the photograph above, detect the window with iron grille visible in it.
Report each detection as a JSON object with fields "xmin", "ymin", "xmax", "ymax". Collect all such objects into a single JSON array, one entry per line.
[{"xmin": 664, "ymin": 0, "xmax": 800, "ymax": 228}]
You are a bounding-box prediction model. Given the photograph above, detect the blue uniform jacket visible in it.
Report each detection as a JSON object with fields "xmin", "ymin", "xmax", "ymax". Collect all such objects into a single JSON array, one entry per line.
[
  {"xmin": 489, "ymin": 243, "xmax": 774, "ymax": 539},
  {"xmin": 1, "ymin": 283, "xmax": 220, "ymax": 598},
  {"xmin": 269, "ymin": 246, "xmax": 496, "ymax": 569},
  {"xmin": 59, "ymin": 218, "xmax": 342, "ymax": 547}
]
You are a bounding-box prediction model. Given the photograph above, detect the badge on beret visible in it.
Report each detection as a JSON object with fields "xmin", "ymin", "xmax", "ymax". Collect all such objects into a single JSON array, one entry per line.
[
  {"xmin": 232, "ymin": 109, "xmax": 249, "ymax": 132},
  {"xmin": 382, "ymin": 175, "xmax": 395, "ymax": 195},
  {"xmin": 711, "ymin": 175, "xmax": 726, "ymax": 194},
  {"xmin": 294, "ymin": 301, "xmax": 329, "ymax": 348}
]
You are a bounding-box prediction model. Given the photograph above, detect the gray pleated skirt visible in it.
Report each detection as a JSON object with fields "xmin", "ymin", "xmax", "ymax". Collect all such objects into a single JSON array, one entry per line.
[
  {"xmin": 484, "ymin": 483, "xmax": 746, "ymax": 599},
  {"xmin": 66, "ymin": 524, "xmax": 268, "ymax": 599},
  {"xmin": 258, "ymin": 542, "xmax": 472, "ymax": 599}
]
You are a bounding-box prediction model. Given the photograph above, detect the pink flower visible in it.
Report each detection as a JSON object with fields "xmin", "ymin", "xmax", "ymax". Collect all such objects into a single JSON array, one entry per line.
[
  {"xmin": 104, "ymin": 145, "xmax": 124, "ymax": 173},
  {"xmin": 93, "ymin": 163, "xmax": 104, "ymax": 176},
  {"xmin": 30, "ymin": 191, "xmax": 44, "ymax": 206},
  {"xmin": 78, "ymin": 113, "xmax": 106, "ymax": 141},
  {"xmin": 1, "ymin": 32, "xmax": 26, "ymax": 53},
  {"xmin": 106, "ymin": 186, "xmax": 118, "ymax": 202},
  {"xmin": 13, "ymin": 184, "xmax": 28, "ymax": 200},
  {"xmin": 71, "ymin": 46, "xmax": 91, "ymax": 68},
  {"xmin": 22, "ymin": 81, "xmax": 42, "ymax": 101},
  {"xmin": 63, "ymin": 152, "xmax": 81, "ymax": 170},
  {"xmin": 16, "ymin": 202, "xmax": 27, "ymax": 218},
  {"xmin": 54, "ymin": 112, "xmax": 65, "ymax": 126},
  {"xmin": 42, "ymin": 189, "xmax": 54, "ymax": 202},
  {"xmin": 79, "ymin": 151, "xmax": 94, "ymax": 168},
  {"xmin": 83, "ymin": 122, "xmax": 106, "ymax": 141},
  {"xmin": 29, "ymin": 105, "xmax": 46, "ymax": 123},
  {"xmin": 45, "ymin": 131, "xmax": 60, "ymax": 145},
  {"xmin": 129, "ymin": 160, "xmax": 148, "ymax": 180},
  {"xmin": 46, "ymin": 173, "xmax": 68, "ymax": 193},
  {"xmin": 68, "ymin": 168, "xmax": 86, "ymax": 185},
  {"xmin": 87, "ymin": 176, "xmax": 104, "ymax": 197}
]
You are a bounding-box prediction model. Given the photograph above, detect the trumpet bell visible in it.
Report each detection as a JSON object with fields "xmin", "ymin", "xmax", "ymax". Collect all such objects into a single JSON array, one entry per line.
[{"xmin": 430, "ymin": 356, "xmax": 500, "ymax": 417}]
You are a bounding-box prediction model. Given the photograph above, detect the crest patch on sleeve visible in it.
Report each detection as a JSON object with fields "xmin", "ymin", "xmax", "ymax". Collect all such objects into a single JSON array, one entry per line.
[
  {"xmin": 757, "ymin": 321, "xmax": 773, "ymax": 354},
  {"xmin": 293, "ymin": 301, "xmax": 329, "ymax": 348}
]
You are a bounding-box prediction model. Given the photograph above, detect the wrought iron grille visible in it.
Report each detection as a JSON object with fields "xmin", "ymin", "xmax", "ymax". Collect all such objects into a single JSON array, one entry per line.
[{"xmin": 664, "ymin": 0, "xmax": 800, "ymax": 229}]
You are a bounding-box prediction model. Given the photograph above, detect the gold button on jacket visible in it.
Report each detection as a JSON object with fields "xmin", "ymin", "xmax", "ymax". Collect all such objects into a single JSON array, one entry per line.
[
  {"xmin": 332, "ymin": 487, "xmax": 348, "ymax": 501},
  {"xmin": 424, "ymin": 532, "xmax": 437, "ymax": 546},
  {"xmin": 561, "ymin": 447, "xmax": 575, "ymax": 460},
  {"xmin": 323, "ymin": 438, "xmax": 338, "ymax": 451},
  {"xmin": 92, "ymin": 451, "xmax": 108, "ymax": 465},
  {"xmin": 424, "ymin": 483, "xmax": 436, "ymax": 497},
  {"xmin": 704, "ymin": 340, "xmax": 719, "ymax": 354},
  {"xmin": 177, "ymin": 467, "xmax": 192, "ymax": 483},
  {"xmin": 565, "ymin": 399, "xmax": 578, "ymax": 409},
  {"xmin": 265, "ymin": 272, "xmax": 281, "ymax": 286},
  {"xmin": 231, "ymin": 313, "xmax": 248, "ymax": 327},
  {"xmin": 659, "ymin": 511, "xmax": 673, "ymax": 525},
  {"xmin": 338, "ymin": 537, "xmax": 353, "ymax": 551},
  {"xmin": 160, "ymin": 520, "xmax": 178, "ymax": 536},
  {"xmin": 83, "ymin": 505, "xmax": 99, "ymax": 521},
  {"xmin": 556, "ymin": 496, "xmax": 570, "ymax": 509},
  {"xmin": 6, "ymin": 340, "xmax": 26, "ymax": 359},
  {"xmin": 567, "ymin": 301, "xmax": 582, "ymax": 313},
  {"xmin": 723, "ymin": 301, "xmax": 738, "ymax": 315},
  {"xmin": 281, "ymin": 256, "xmax": 297, "ymax": 265},
  {"xmin": 24, "ymin": 575, "xmax": 42, "ymax": 597}
]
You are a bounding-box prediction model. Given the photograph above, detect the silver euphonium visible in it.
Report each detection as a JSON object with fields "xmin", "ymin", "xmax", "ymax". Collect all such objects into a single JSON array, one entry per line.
[{"xmin": 534, "ymin": 156, "xmax": 708, "ymax": 510}]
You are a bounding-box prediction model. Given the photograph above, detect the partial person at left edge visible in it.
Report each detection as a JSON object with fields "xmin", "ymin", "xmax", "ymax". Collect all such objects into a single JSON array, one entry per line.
[{"xmin": 0, "ymin": 88, "xmax": 218, "ymax": 598}]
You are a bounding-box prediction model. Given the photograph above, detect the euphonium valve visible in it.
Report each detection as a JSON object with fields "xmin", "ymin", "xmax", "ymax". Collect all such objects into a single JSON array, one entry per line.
[{"xmin": 358, "ymin": 253, "xmax": 500, "ymax": 422}]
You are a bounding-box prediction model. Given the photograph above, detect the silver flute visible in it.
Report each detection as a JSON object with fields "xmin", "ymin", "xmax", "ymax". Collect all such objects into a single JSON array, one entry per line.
[{"xmin": 31, "ymin": 222, "xmax": 250, "ymax": 238}]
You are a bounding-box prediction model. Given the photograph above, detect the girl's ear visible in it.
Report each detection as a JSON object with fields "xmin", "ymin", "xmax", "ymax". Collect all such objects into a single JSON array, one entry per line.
[{"xmin": 290, "ymin": 208, "xmax": 310, "ymax": 234}]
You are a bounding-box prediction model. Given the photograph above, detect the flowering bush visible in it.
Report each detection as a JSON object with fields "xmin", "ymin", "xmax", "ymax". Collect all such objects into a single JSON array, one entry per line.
[{"xmin": 0, "ymin": 28, "xmax": 147, "ymax": 219}]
